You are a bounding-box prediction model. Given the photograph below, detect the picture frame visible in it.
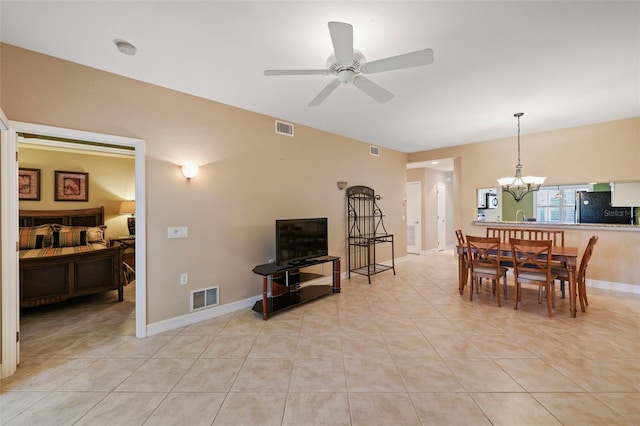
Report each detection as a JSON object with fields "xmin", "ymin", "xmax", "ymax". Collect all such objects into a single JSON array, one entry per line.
[
  {"xmin": 55, "ymin": 170, "xmax": 89, "ymax": 202},
  {"xmin": 18, "ymin": 168, "xmax": 41, "ymax": 201}
]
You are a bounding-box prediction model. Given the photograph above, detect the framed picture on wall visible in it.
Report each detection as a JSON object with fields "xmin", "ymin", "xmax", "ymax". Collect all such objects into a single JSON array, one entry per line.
[
  {"xmin": 18, "ymin": 168, "xmax": 41, "ymax": 201},
  {"xmin": 55, "ymin": 170, "xmax": 89, "ymax": 201}
]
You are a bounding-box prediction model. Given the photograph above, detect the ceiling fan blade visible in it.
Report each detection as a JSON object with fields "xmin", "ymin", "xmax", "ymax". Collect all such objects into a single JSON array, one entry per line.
[
  {"xmin": 264, "ymin": 69, "xmax": 330, "ymax": 76},
  {"xmin": 308, "ymin": 79, "xmax": 341, "ymax": 107},
  {"xmin": 352, "ymin": 76, "xmax": 394, "ymax": 103},
  {"xmin": 360, "ymin": 48, "xmax": 434, "ymax": 74},
  {"xmin": 328, "ymin": 21, "xmax": 353, "ymax": 66}
]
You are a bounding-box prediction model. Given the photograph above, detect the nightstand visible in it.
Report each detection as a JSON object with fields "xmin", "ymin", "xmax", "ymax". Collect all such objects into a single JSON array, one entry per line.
[{"xmin": 109, "ymin": 236, "xmax": 135, "ymax": 269}]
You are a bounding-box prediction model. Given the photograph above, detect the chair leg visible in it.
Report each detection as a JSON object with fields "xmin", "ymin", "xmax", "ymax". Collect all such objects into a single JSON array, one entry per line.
[
  {"xmin": 496, "ymin": 277, "xmax": 502, "ymax": 307},
  {"xmin": 514, "ymin": 281, "xmax": 519, "ymax": 310},
  {"xmin": 546, "ymin": 284, "xmax": 553, "ymax": 317},
  {"xmin": 581, "ymin": 278, "xmax": 589, "ymax": 307},
  {"xmin": 503, "ymin": 271, "xmax": 508, "ymax": 299},
  {"xmin": 578, "ymin": 278, "xmax": 587, "ymax": 312},
  {"xmin": 469, "ymin": 276, "xmax": 475, "ymax": 302},
  {"xmin": 560, "ymin": 280, "xmax": 565, "ymax": 298},
  {"xmin": 518, "ymin": 282, "xmax": 522, "ymax": 301}
]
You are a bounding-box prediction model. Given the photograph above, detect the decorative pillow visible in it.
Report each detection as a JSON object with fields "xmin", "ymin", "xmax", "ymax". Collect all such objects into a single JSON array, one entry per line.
[
  {"xmin": 85, "ymin": 226, "xmax": 107, "ymax": 244},
  {"xmin": 19, "ymin": 225, "xmax": 52, "ymax": 249},
  {"xmin": 56, "ymin": 225, "xmax": 106, "ymax": 245},
  {"xmin": 56, "ymin": 230, "xmax": 87, "ymax": 247}
]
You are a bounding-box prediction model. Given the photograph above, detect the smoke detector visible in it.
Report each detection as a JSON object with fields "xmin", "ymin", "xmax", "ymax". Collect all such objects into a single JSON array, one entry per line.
[{"xmin": 114, "ymin": 39, "xmax": 137, "ymax": 56}]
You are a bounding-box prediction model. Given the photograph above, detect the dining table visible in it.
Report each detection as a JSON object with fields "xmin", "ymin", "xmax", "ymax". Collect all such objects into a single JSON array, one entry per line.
[{"xmin": 456, "ymin": 242, "xmax": 580, "ymax": 317}]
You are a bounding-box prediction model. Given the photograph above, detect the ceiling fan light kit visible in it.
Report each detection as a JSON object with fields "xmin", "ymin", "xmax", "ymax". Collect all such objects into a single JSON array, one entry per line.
[{"xmin": 264, "ymin": 21, "xmax": 434, "ymax": 106}]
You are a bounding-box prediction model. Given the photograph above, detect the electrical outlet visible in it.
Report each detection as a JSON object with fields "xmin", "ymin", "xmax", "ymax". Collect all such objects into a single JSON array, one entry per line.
[{"xmin": 180, "ymin": 273, "xmax": 188, "ymax": 285}]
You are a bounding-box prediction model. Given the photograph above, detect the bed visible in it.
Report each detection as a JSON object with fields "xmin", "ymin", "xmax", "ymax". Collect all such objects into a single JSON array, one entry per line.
[{"xmin": 18, "ymin": 206, "xmax": 124, "ymax": 308}]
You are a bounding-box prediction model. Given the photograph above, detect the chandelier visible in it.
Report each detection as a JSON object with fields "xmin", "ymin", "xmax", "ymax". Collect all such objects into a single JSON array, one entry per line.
[{"xmin": 497, "ymin": 112, "xmax": 546, "ymax": 202}]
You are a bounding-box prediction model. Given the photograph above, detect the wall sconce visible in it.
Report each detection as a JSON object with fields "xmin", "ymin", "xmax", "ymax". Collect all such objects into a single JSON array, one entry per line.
[
  {"xmin": 119, "ymin": 200, "xmax": 136, "ymax": 236},
  {"xmin": 337, "ymin": 181, "xmax": 348, "ymax": 190},
  {"xmin": 181, "ymin": 164, "xmax": 199, "ymax": 181}
]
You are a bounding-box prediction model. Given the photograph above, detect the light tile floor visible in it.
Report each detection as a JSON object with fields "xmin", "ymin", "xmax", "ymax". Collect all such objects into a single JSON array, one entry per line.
[{"xmin": 1, "ymin": 249, "xmax": 639, "ymax": 425}]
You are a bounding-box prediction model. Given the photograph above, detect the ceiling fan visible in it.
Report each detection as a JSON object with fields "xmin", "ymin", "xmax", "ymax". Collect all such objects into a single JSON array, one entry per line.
[{"xmin": 264, "ymin": 21, "xmax": 434, "ymax": 106}]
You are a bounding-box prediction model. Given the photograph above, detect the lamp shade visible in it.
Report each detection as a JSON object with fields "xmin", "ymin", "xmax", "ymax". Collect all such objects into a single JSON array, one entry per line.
[{"xmin": 119, "ymin": 200, "xmax": 135, "ymax": 215}]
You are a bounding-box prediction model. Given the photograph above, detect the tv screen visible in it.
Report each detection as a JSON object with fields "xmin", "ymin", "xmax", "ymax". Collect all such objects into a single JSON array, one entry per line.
[{"xmin": 276, "ymin": 218, "xmax": 328, "ymax": 265}]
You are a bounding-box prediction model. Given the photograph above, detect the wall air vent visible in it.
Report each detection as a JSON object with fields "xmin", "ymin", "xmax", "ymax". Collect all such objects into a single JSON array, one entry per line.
[
  {"xmin": 369, "ymin": 145, "xmax": 380, "ymax": 156},
  {"xmin": 190, "ymin": 286, "xmax": 219, "ymax": 311},
  {"xmin": 275, "ymin": 120, "xmax": 294, "ymax": 137}
]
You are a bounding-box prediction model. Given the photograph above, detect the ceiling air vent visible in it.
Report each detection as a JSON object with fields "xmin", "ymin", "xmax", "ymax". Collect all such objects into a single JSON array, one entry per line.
[
  {"xmin": 275, "ymin": 120, "xmax": 294, "ymax": 137},
  {"xmin": 190, "ymin": 286, "xmax": 219, "ymax": 311},
  {"xmin": 369, "ymin": 145, "xmax": 380, "ymax": 156}
]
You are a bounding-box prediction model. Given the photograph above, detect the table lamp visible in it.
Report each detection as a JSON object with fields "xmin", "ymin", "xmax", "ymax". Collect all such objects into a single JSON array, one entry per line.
[{"xmin": 119, "ymin": 200, "xmax": 136, "ymax": 236}]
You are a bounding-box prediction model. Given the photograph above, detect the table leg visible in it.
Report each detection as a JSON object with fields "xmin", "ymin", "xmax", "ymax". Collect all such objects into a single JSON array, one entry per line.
[
  {"xmin": 262, "ymin": 276, "xmax": 268, "ymax": 321},
  {"xmin": 457, "ymin": 250, "xmax": 466, "ymax": 295}
]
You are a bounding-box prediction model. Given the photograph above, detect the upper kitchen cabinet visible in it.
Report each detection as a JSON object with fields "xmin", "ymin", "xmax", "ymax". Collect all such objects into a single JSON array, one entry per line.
[{"xmin": 611, "ymin": 182, "xmax": 640, "ymax": 207}]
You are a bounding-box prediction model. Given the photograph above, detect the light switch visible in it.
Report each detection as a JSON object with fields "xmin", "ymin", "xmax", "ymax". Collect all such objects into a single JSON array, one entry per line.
[{"xmin": 168, "ymin": 226, "xmax": 188, "ymax": 238}]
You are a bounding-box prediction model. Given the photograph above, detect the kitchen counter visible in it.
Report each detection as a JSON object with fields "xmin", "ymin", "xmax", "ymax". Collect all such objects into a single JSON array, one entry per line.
[{"xmin": 474, "ymin": 221, "xmax": 640, "ymax": 232}]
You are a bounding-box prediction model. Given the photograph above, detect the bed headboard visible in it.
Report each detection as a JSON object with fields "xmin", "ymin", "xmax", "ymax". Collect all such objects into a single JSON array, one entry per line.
[{"xmin": 19, "ymin": 206, "xmax": 105, "ymax": 227}]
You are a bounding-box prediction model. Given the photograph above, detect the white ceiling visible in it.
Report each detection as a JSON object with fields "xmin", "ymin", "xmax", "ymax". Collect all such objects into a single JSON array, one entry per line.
[{"xmin": 1, "ymin": 1, "xmax": 638, "ymax": 156}]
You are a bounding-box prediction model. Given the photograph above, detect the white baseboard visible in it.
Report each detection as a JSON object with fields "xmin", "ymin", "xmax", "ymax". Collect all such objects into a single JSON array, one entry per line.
[
  {"xmin": 147, "ymin": 295, "xmax": 259, "ymax": 336},
  {"xmin": 147, "ymin": 271, "xmax": 350, "ymax": 336},
  {"xmin": 420, "ymin": 248, "xmax": 441, "ymax": 255},
  {"xmin": 587, "ymin": 279, "xmax": 640, "ymax": 294}
]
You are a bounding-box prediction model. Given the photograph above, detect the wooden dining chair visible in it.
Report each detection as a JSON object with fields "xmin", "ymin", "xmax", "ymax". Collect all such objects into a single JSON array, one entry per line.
[
  {"xmin": 510, "ymin": 238, "xmax": 558, "ymax": 317},
  {"xmin": 552, "ymin": 235, "xmax": 598, "ymax": 313},
  {"xmin": 455, "ymin": 229, "xmax": 470, "ymax": 293},
  {"xmin": 466, "ymin": 235, "xmax": 508, "ymax": 307}
]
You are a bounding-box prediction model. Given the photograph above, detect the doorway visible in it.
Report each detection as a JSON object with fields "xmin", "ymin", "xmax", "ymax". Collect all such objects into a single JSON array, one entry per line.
[
  {"xmin": 1, "ymin": 121, "xmax": 147, "ymax": 379},
  {"xmin": 437, "ymin": 181, "xmax": 446, "ymax": 250},
  {"xmin": 406, "ymin": 181, "xmax": 422, "ymax": 254}
]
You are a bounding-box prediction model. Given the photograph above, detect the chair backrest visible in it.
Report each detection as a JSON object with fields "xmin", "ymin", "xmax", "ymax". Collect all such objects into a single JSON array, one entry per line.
[
  {"xmin": 520, "ymin": 229, "xmax": 565, "ymax": 246},
  {"xmin": 486, "ymin": 227, "xmax": 520, "ymax": 243},
  {"xmin": 578, "ymin": 235, "xmax": 598, "ymax": 281},
  {"xmin": 466, "ymin": 235, "xmax": 502, "ymax": 274},
  {"xmin": 487, "ymin": 227, "xmax": 564, "ymax": 246},
  {"xmin": 509, "ymin": 238, "xmax": 554, "ymax": 281},
  {"xmin": 455, "ymin": 229, "xmax": 465, "ymax": 246}
]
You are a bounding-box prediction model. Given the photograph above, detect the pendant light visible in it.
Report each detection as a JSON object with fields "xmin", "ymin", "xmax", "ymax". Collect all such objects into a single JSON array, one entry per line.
[
  {"xmin": 554, "ymin": 185, "xmax": 563, "ymax": 200},
  {"xmin": 497, "ymin": 112, "xmax": 546, "ymax": 202}
]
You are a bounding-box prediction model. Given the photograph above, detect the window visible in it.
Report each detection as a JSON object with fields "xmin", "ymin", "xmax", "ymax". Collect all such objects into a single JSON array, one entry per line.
[{"xmin": 535, "ymin": 185, "xmax": 590, "ymax": 223}]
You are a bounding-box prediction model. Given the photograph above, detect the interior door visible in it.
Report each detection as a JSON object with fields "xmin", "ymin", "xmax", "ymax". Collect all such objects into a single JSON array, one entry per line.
[
  {"xmin": 1, "ymin": 126, "xmax": 20, "ymax": 378},
  {"xmin": 437, "ymin": 182, "xmax": 446, "ymax": 250},
  {"xmin": 406, "ymin": 181, "xmax": 421, "ymax": 254}
]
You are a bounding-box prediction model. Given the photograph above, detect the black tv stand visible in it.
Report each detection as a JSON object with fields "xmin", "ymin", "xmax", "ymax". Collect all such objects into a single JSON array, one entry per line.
[{"xmin": 252, "ymin": 256, "xmax": 340, "ymax": 320}]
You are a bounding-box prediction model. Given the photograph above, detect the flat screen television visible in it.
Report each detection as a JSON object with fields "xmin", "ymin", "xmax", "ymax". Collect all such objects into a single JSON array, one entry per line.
[{"xmin": 276, "ymin": 218, "xmax": 328, "ymax": 265}]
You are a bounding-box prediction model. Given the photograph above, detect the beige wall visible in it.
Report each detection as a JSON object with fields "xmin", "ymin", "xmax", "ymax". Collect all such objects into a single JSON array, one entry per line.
[
  {"xmin": 1, "ymin": 44, "xmax": 408, "ymax": 324},
  {"xmin": 409, "ymin": 117, "xmax": 640, "ymax": 287},
  {"xmin": 19, "ymin": 147, "xmax": 135, "ymax": 238}
]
